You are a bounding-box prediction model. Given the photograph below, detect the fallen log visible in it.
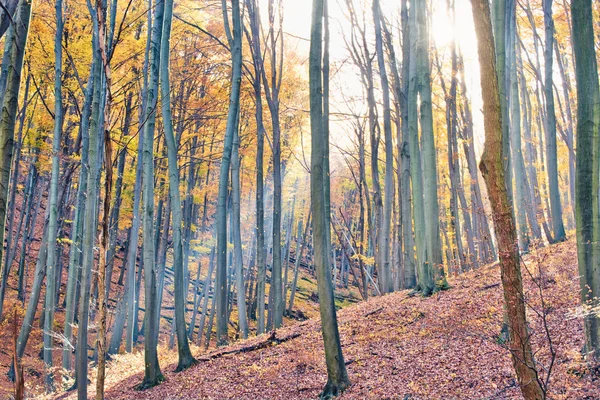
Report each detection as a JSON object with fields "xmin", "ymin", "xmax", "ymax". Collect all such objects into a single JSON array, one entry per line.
[{"xmin": 197, "ymin": 330, "xmax": 301, "ymax": 362}]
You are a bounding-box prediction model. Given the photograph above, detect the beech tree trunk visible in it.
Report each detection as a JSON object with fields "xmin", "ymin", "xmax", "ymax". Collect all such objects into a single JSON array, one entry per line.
[
  {"xmin": 216, "ymin": 0, "xmax": 242, "ymax": 346},
  {"xmin": 161, "ymin": 0, "xmax": 196, "ymax": 371},
  {"xmin": 372, "ymin": 0, "xmax": 393, "ymax": 294},
  {"xmin": 43, "ymin": 0, "xmax": 64, "ymax": 389},
  {"xmin": 0, "ymin": 0, "xmax": 32, "ymax": 319},
  {"xmin": 543, "ymin": 0, "xmax": 566, "ymax": 242},
  {"xmin": 138, "ymin": 0, "xmax": 165, "ymax": 387},
  {"xmin": 572, "ymin": 0, "xmax": 600, "ymax": 361},
  {"xmin": 309, "ymin": 0, "xmax": 350, "ymax": 395}
]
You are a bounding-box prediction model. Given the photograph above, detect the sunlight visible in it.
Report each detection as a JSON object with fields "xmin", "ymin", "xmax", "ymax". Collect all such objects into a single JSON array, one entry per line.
[{"xmin": 431, "ymin": 1, "xmax": 454, "ymax": 48}]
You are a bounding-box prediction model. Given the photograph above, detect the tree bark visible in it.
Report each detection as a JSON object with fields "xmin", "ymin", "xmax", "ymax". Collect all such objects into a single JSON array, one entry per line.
[
  {"xmin": 542, "ymin": 0, "xmax": 566, "ymax": 242},
  {"xmin": 372, "ymin": 0, "xmax": 393, "ymax": 294},
  {"xmin": 161, "ymin": 0, "xmax": 195, "ymax": 371},
  {"xmin": 138, "ymin": 0, "xmax": 165, "ymax": 388},
  {"xmin": 471, "ymin": 0, "xmax": 544, "ymax": 397},
  {"xmin": 572, "ymin": 0, "xmax": 600, "ymax": 361},
  {"xmin": 310, "ymin": 0, "xmax": 350, "ymax": 395},
  {"xmin": 0, "ymin": 0, "xmax": 32, "ymax": 319},
  {"xmin": 43, "ymin": 0, "xmax": 64, "ymax": 389}
]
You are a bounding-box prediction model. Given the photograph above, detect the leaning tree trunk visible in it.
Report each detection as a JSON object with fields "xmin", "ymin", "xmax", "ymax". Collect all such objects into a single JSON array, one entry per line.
[
  {"xmin": 0, "ymin": 0, "xmax": 32, "ymax": 319},
  {"xmin": 470, "ymin": 0, "xmax": 544, "ymax": 398},
  {"xmin": 160, "ymin": 0, "xmax": 196, "ymax": 370}
]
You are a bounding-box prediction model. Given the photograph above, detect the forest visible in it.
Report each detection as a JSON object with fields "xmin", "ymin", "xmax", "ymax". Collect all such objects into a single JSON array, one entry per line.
[{"xmin": 0, "ymin": 0, "xmax": 598, "ymax": 398}]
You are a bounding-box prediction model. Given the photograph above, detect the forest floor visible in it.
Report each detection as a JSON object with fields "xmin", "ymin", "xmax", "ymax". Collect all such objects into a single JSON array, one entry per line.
[
  {"xmin": 2, "ymin": 238, "xmax": 599, "ymax": 399},
  {"xmin": 53, "ymin": 239, "xmax": 600, "ymax": 399}
]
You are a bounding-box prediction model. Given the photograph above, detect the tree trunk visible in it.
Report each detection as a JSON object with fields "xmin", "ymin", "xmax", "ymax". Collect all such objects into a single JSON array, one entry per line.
[
  {"xmin": 216, "ymin": 0, "xmax": 242, "ymax": 346},
  {"xmin": 246, "ymin": 0, "xmax": 267, "ymax": 336},
  {"xmin": 63, "ymin": 68, "xmax": 94, "ymax": 371},
  {"xmin": 416, "ymin": 0, "xmax": 445, "ymax": 289},
  {"xmin": 138, "ymin": 0, "xmax": 165, "ymax": 388},
  {"xmin": 76, "ymin": 13, "xmax": 103, "ymax": 396},
  {"xmin": 372, "ymin": 0, "xmax": 393, "ymax": 294},
  {"xmin": 572, "ymin": 0, "xmax": 600, "ymax": 361},
  {"xmin": 231, "ymin": 119, "xmax": 248, "ymax": 338},
  {"xmin": 288, "ymin": 210, "xmax": 310, "ymax": 313},
  {"xmin": 0, "ymin": 0, "xmax": 32, "ymax": 319},
  {"xmin": 309, "ymin": 0, "xmax": 350, "ymax": 395},
  {"xmin": 471, "ymin": 1, "xmax": 544, "ymax": 397},
  {"xmin": 543, "ymin": 0, "xmax": 566, "ymax": 242},
  {"xmin": 161, "ymin": 0, "xmax": 195, "ymax": 371},
  {"xmin": 507, "ymin": 0, "xmax": 530, "ymax": 253},
  {"xmin": 43, "ymin": 0, "xmax": 64, "ymax": 388}
]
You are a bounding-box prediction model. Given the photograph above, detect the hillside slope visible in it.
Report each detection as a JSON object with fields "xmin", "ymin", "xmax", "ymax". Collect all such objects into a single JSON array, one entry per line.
[{"xmin": 64, "ymin": 240, "xmax": 598, "ymax": 399}]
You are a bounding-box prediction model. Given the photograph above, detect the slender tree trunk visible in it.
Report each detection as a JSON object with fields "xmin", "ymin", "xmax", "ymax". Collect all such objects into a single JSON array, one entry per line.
[
  {"xmin": 310, "ymin": 0, "xmax": 350, "ymax": 395},
  {"xmin": 3, "ymin": 74, "xmax": 30, "ymax": 281},
  {"xmin": 287, "ymin": 211, "xmax": 310, "ymax": 313},
  {"xmin": 283, "ymin": 197, "xmax": 298, "ymax": 307},
  {"xmin": 246, "ymin": 0, "xmax": 267, "ymax": 336},
  {"xmin": 492, "ymin": 0, "xmax": 512, "ymax": 205},
  {"xmin": 43, "ymin": 0, "xmax": 64, "ymax": 389},
  {"xmin": 17, "ymin": 160, "xmax": 38, "ymax": 302},
  {"xmin": 471, "ymin": 1, "xmax": 544, "ymax": 397},
  {"xmin": 507, "ymin": 0, "xmax": 530, "ymax": 253},
  {"xmin": 138, "ymin": 0, "xmax": 165, "ymax": 388},
  {"xmin": 76, "ymin": 12, "xmax": 103, "ymax": 396},
  {"xmin": 95, "ymin": 0, "xmax": 113, "ymax": 394},
  {"xmin": 543, "ymin": 0, "xmax": 566, "ymax": 242},
  {"xmin": 216, "ymin": 0, "xmax": 242, "ymax": 346},
  {"xmin": 231, "ymin": 118, "xmax": 248, "ymax": 338},
  {"xmin": 398, "ymin": 0, "xmax": 415, "ymax": 287},
  {"xmin": 0, "ymin": 0, "xmax": 32, "ymax": 319},
  {"xmin": 197, "ymin": 247, "xmax": 215, "ymax": 346},
  {"xmin": 372, "ymin": 0, "xmax": 393, "ymax": 294},
  {"xmin": 416, "ymin": 0, "xmax": 444, "ymax": 289},
  {"xmin": 160, "ymin": 0, "xmax": 195, "ymax": 371}
]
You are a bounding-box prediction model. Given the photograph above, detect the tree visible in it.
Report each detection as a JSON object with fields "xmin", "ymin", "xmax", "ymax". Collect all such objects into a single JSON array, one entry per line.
[
  {"xmin": 216, "ymin": 0, "xmax": 242, "ymax": 346},
  {"xmin": 42, "ymin": 0, "xmax": 64, "ymax": 389},
  {"xmin": 371, "ymin": 0, "xmax": 393, "ymax": 293},
  {"xmin": 0, "ymin": 0, "xmax": 32, "ymax": 318},
  {"xmin": 572, "ymin": 0, "xmax": 600, "ymax": 361},
  {"xmin": 76, "ymin": 6, "xmax": 104, "ymax": 396},
  {"xmin": 231, "ymin": 115, "xmax": 248, "ymax": 339},
  {"xmin": 506, "ymin": 0, "xmax": 530, "ymax": 252},
  {"xmin": 309, "ymin": 0, "xmax": 350, "ymax": 396},
  {"xmin": 470, "ymin": 0, "xmax": 544, "ymax": 397},
  {"xmin": 138, "ymin": 0, "xmax": 165, "ymax": 388},
  {"xmin": 161, "ymin": 0, "xmax": 196, "ymax": 370},
  {"xmin": 0, "ymin": 0, "xmax": 18, "ymax": 39},
  {"xmin": 259, "ymin": 0, "xmax": 285, "ymax": 328},
  {"xmin": 543, "ymin": 0, "xmax": 566, "ymax": 242},
  {"xmin": 245, "ymin": 0, "xmax": 267, "ymax": 335}
]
